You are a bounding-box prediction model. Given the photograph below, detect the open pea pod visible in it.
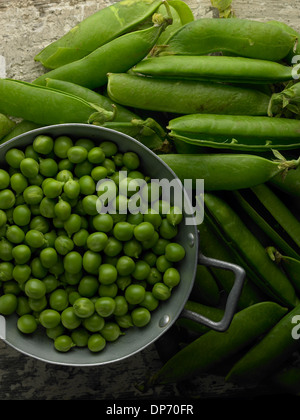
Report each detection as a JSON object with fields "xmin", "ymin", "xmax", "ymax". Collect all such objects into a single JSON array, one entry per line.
[
  {"xmin": 35, "ymin": 0, "xmax": 168, "ymax": 69},
  {"xmin": 267, "ymin": 246, "xmax": 300, "ymax": 294}
]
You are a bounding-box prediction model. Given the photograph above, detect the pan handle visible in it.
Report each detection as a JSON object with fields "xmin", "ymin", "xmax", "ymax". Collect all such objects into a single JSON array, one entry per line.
[{"xmin": 180, "ymin": 252, "xmax": 246, "ymax": 332}]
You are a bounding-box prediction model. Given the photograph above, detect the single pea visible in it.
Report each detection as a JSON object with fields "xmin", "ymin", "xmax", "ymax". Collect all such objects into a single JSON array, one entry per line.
[
  {"xmin": 39, "ymin": 197, "xmax": 56, "ymax": 218},
  {"xmin": 10, "ymin": 173, "xmax": 28, "ymax": 195},
  {"xmin": 73, "ymin": 297, "xmax": 95, "ymax": 319},
  {"xmin": 23, "ymin": 185, "xmax": 44, "ymax": 205},
  {"xmin": 152, "ymin": 238, "xmax": 170, "ymax": 256},
  {"xmin": 71, "ymin": 328, "xmax": 90, "ymax": 347},
  {"xmin": 46, "ymin": 324, "xmax": 65, "ymax": 340},
  {"xmin": 103, "ymin": 237, "xmax": 123, "ymax": 257},
  {"xmin": 39, "ymin": 309, "xmax": 61, "ymax": 329},
  {"xmin": 3, "ymin": 280, "xmax": 21, "ymax": 295},
  {"xmin": 0, "ymin": 169, "xmax": 10, "ymax": 190},
  {"xmin": 64, "ymin": 214, "xmax": 82, "ymax": 237},
  {"xmin": 144, "ymin": 209, "xmax": 162, "ymax": 229},
  {"xmin": 43, "ymin": 179, "xmax": 63, "ymax": 199},
  {"xmin": 56, "ymin": 169, "xmax": 73, "ymax": 183},
  {"xmin": 100, "ymin": 141, "xmax": 118, "ymax": 157},
  {"xmin": 67, "ymin": 146, "xmax": 88, "ymax": 164},
  {"xmin": 30, "ymin": 215, "xmax": 50, "ymax": 233},
  {"xmin": 113, "ymin": 295, "xmax": 128, "ymax": 317},
  {"xmin": 28, "ymin": 173, "xmax": 45, "ymax": 187},
  {"xmin": 54, "ymin": 198, "xmax": 72, "ymax": 221},
  {"xmin": 167, "ymin": 206, "xmax": 183, "ymax": 226},
  {"xmin": 113, "ymin": 222, "xmax": 134, "ymax": 242},
  {"xmin": 30, "ymin": 257, "xmax": 48, "ymax": 279},
  {"xmin": 141, "ymin": 231, "xmax": 159, "ymax": 250},
  {"xmin": 0, "ymin": 189, "xmax": 15, "ymax": 210},
  {"xmin": 132, "ymin": 260, "xmax": 151, "ymax": 281},
  {"xmin": 0, "ymin": 210, "xmax": 7, "ymax": 228},
  {"xmin": 156, "ymin": 255, "xmax": 173, "ymax": 273},
  {"xmin": 33, "ymin": 134, "xmax": 53, "ymax": 154},
  {"xmin": 24, "ymin": 145, "xmax": 39, "ymax": 161},
  {"xmin": 125, "ymin": 284, "xmax": 146, "ymax": 305},
  {"xmin": 20, "ymin": 158, "xmax": 39, "ymax": 178},
  {"xmin": 92, "ymin": 213, "xmax": 114, "ymax": 233},
  {"xmin": 5, "ymin": 148, "xmax": 25, "ymax": 169},
  {"xmin": 6, "ymin": 225, "xmax": 25, "ymax": 244},
  {"xmin": 140, "ymin": 291, "xmax": 159, "ymax": 311},
  {"xmin": 49, "ymin": 289, "xmax": 69, "ymax": 312},
  {"xmin": 94, "ymin": 297, "xmax": 116, "ymax": 318},
  {"xmin": 0, "ymin": 262, "xmax": 14, "ymax": 282},
  {"xmin": 91, "ymin": 166, "xmax": 108, "ymax": 182},
  {"xmin": 86, "ymin": 232, "xmax": 108, "ymax": 252},
  {"xmin": 113, "ymin": 153, "xmax": 123, "ymax": 167},
  {"xmin": 58, "ymin": 159, "xmax": 74, "ymax": 172},
  {"xmin": 12, "ymin": 244, "xmax": 31, "ymax": 265},
  {"xmin": 16, "ymin": 296, "xmax": 31, "ymax": 316},
  {"xmin": 63, "ymin": 251, "xmax": 82, "ymax": 274},
  {"xmin": 165, "ymin": 243, "xmax": 186, "ymax": 263},
  {"xmin": 100, "ymin": 322, "xmax": 122, "ymax": 342},
  {"xmin": 152, "ymin": 282, "xmax": 171, "ymax": 300},
  {"xmin": 0, "ymin": 239, "xmax": 13, "ymax": 262},
  {"xmin": 79, "ymin": 175, "xmax": 96, "ymax": 196},
  {"xmin": 127, "ymin": 212, "xmax": 144, "ymax": 225},
  {"xmin": 123, "ymin": 152, "xmax": 140, "ymax": 170},
  {"xmin": 116, "ymin": 256, "xmax": 136, "ymax": 276},
  {"xmin": 0, "ymin": 293, "xmax": 17, "ymax": 315},
  {"xmin": 147, "ymin": 267, "xmax": 162, "ymax": 285},
  {"xmin": 24, "ymin": 278, "xmax": 46, "ymax": 299},
  {"xmin": 28, "ymin": 296, "xmax": 47, "ymax": 312},
  {"xmin": 131, "ymin": 307, "xmax": 151, "ymax": 327},
  {"xmin": 42, "ymin": 274, "xmax": 59, "ymax": 294},
  {"xmin": 115, "ymin": 314, "xmax": 133, "ymax": 329},
  {"xmin": 88, "ymin": 147, "xmax": 105, "ymax": 164},
  {"xmin": 54, "ymin": 335, "xmax": 74, "ymax": 352},
  {"xmin": 54, "ymin": 235, "xmax": 74, "ymax": 256},
  {"xmin": 102, "ymin": 158, "xmax": 116, "ymax": 175},
  {"xmin": 64, "ymin": 270, "xmax": 82, "ymax": 286},
  {"xmin": 75, "ymin": 138, "xmax": 95, "ymax": 151},
  {"xmin": 17, "ymin": 314, "xmax": 38, "ymax": 334},
  {"xmin": 13, "ymin": 204, "xmax": 31, "ymax": 226},
  {"xmin": 81, "ymin": 195, "xmax": 97, "ymax": 216},
  {"xmin": 73, "ymin": 229, "xmax": 89, "ymax": 248},
  {"xmin": 61, "ymin": 307, "xmax": 81, "ymax": 330},
  {"xmin": 64, "ymin": 179, "xmax": 80, "ymax": 199},
  {"xmin": 98, "ymin": 282, "xmax": 118, "ymax": 298},
  {"xmin": 143, "ymin": 251, "xmax": 157, "ymax": 267},
  {"xmin": 98, "ymin": 264, "xmax": 118, "ymax": 285},
  {"xmin": 40, "ymin": 247, "xmax": 58, "ymax": 268},
  {"xmin": 39, "ymin": 158, "xmax": 58, "ymax": 178},
  {"xmin": 163, "ymin": 267, "xmax": 181, "ymax": 288},
  {"xmin": 82, "ymin": 313, "xmax": 105, "ymax": 332},
  {"xmin": 88, "ymin": 334, "xmax": 106, "ymax": 352},
  {"xmin": 133, "ymin": 222, "xmax": 155, "ymax": 242},
  {"xmin": 78, "ymin": 275, "xmax": 99, "ymax": 297},
  {"xmin": 54, "ymin": 136, "xmax": 73, "ymax": 158},
  {"xmin": 74, "ymin": 160, "xmax": 94, "ymax": 178},
  {"xmin": 82, "ymin": 250, "xmax": 102, "ymax": 275},
  {"xmin": 159, "ymin": 218, "xmax": 178, "ymax": 240},
  {"xmin": 123, "ymin": 238, "xmax": 142, "ymax": 259}
]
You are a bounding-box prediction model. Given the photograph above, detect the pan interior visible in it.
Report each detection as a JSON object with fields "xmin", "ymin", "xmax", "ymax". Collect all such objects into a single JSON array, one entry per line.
[{"xmin": 1, "ymin": 124, "xmax": 198, "ymax": 366}]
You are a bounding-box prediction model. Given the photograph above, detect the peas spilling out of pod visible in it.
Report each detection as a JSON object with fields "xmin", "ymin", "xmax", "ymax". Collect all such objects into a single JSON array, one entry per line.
[{"xmin": 0, "ymin": 134, "xmax": 185, "ymax": 353}]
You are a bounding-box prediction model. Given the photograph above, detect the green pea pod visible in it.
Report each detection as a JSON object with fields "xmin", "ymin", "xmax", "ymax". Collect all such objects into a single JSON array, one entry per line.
[
  {"xmin": 0, "ymin": 114, "xmax": 16, "ymax": 141},
  {"xmin": 268, "ymin": 20, "xmax": 300, "ymax": 64},
  {"xmin": 154, "ymin": 18, "xmax": 297, "ymax": 61},
  {"xmin": 226, "ymin": 303, "xmax": 300, "ymax": 386},
  {"xmin": 133, "ymin": 55, "xmax": 296, "ymax": 84},
  {"xmin": 176, "ymin": 301, "xmax": 224, "ymax": 336},
  {"xmin": 251, "ymin": 183, "xmax": 300, "ymax": 250},
  {"xmin": 198, "ymin": 220, "xmax": 266, "ymax": 310},
  {"xmin": 146, "ymin": 302, "xmax": 288, "ymax": 386},
  {"xmin": 191, "ymin": 264, "xmax": 221, "ymax": 307},
  {"xmin": 267, "ymin": 246, "xmax": 300, "ymax": 294},
  {"xmin": 107, "ymin": 73, "xmax": 272, "ymax": 116},
  {"xmin": 159, "ymin": 153, "xmax": 300, "ymax": 191},
  {"xmin": 232, "ymin": 191, "xmax": 300, "ymax": 260},
  {"xmin": 167, "ymin": 114, "xmax": 300, "ymax": 152},
  {"xmin": 204, "ymin": 193, "xmax": 299, "ymax": 308},
  {"xmin": 0, "ymin": 79, "xmax": 115, "ymax": 126},
  {"xmin": 34, "ymin": 14, "xmax": 170, "ymax": 89},
  {"xmin": 0, "ymin": 120, "xmax": 41, "ymax": 143},
  {"xmin": 270, "ymin": 165, "xmax": 300, "ymax": 197},
  {"xmin": 34, "ymin": 0, "xmax": 166, "ymax": 69}
]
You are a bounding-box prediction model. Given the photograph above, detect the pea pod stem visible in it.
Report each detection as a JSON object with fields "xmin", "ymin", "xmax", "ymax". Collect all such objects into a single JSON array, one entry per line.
[{"xmin": 267, "ymin": 246, "xmax": 300, "ymax": 294}]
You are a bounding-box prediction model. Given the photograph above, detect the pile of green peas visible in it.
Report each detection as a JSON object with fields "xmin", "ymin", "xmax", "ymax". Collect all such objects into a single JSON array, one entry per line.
[{"xmin": 0, "ymin": 133, "xmax": 185, "ymax": 353}]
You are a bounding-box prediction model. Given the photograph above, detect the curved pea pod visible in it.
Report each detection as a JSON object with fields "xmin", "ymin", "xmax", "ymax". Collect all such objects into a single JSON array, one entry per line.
[
  {"xmin": 268, "ymin": 20, "xmax": 300, "ymax": 65},
  {"xmin": 159, "ymin": 153, "xmax": 300, "ymax": 191},
  {"xmin": 251, "ymin": 183, "xmax": 300, "ymax": 250},
  {"xmin": 226, "ymin": 303, "xmax": 300, "ymax": 387},
  {"xmin": 168, "ymin": 114, "xmax": 300, "ymax": 152},
  {"xmin": 133, "ymin": 55, "xmax": 296, "ymax": 84},
  {"xmin": 45, "ymin": 78, "xmax": 137, "ymax": 122},
  {"xmin": 0, "ymin": 79, "xmax": 115, "ymax": 126},
  {"xmin": 0, "ymin": 114, "xmax": 16, "ymax": 141},
  {"xmin": 198, "ymin": 220, "xmax": 266, "ymax": 310},
  {"xmin": 176, "ymin": 301, "xmax": 224, "ymax": 336},
  {"xmin": 146, "ymin": 302, "xmax": 288, "ymax": 386},
  {"xmin": 270, "ymin": 165, "xmax": 300, "ymax": 197},
  {"xmin": 34, "ymin": 14, "xmax": 170, "ymax": 89},
  {"xmin": 190, "ymin": 265, "xmax": 221, "ymax": 307},
  {"xmin": 0, "ymin": 120, "xmax": 41, "ymax": 144},
  {"xmin": 34, "ymin": 0, "xmax": 166, "ymax": 69},
  {"xmin": 107, "ymin": 73, "xmax": 272, "ymax": 116},
  {"xmin": 267, "ymin": 246, "xmax": 300, "ymax": 294},
  {"xmin": 154, "ymin": 18, "xmax": 297, "ymax": 61},
  {"xmin": 204, "ymin": 193, "xmax": 299, "ymax": 308}
]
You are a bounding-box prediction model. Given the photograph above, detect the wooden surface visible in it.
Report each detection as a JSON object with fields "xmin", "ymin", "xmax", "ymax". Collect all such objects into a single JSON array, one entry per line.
[{"xmin": 1, "ymin": 0, "xmax": 300, "ymax": 402}]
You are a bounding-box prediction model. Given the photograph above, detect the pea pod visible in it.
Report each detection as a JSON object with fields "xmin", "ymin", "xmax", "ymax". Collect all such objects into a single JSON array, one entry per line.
[
  {"xmin": 226, "ymin": 303, "xmax": 300, "ymax": 386},
  {"xmin": 0, "ymin": 114, "xmax": 16, "ymax": 141},
  {"xmin": 268, "ymin": 20, "xmax": 300, "ymax": 64},
  {"xmin": 146, "ymin": 302, "xmax": 288, "ymax": 386},
  {"xmin": 34, "ymin": 14, "xmax": 170, "ymax": 89},
  {"xmin": 159, "ymin": 153, "xmax": 300, "ymax": 191},
  {"xmin": 155, "ymin": 18, "xmax": 297, "ymax": 61},
  {"xmin": 34, "ymin": 0, "xmax": 166, "ymax": 69},
  {"xmin": 1, "ymin": 120, "xmax": 41, "ymax": 143},
  {"xmin": 0, "ymin": 79, "xmax": 115, "ymax": 126},
  {"xmin": 270, "ymin": 165, "xmax": 300, "ymax": 197},
  {"xmin": 167, "ymin": 114, "xmax": 300, "ymax": 152},
  {"xmin": 107, "ymin": 73, "xmax": 273, "ymax": 116},
  {"xmin": 191, "ymin": 264, "xmax": 221, "ymax": 307},
  {"xmin": 204, "ymin": 193, "xmax": 299, "ymax": 308},
  {"xmin": 267, "ymin": 246, "xmax": 300, "ymax": 294},
  {"xmin": 133, "ymin": 55, "xmax": 296, "ymax": 84}
]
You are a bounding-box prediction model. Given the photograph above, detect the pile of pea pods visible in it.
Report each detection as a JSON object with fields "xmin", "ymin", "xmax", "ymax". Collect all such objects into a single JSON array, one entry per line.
[{"xmin": 1, "ymin": 0, "xmax": 300, "ymax": 395}]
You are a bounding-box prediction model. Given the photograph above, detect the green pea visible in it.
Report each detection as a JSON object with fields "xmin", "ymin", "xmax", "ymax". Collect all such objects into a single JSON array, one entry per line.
[
  {"xmin": 39, "ymin": 309, "xmax": 61, "ymax": 329},
  {"xmin": 0, "ymin": 262, "xmax": 14, "ymax": 282},
  {"xmin": 94, "ymin": 297, "xmax": 116, "ymax": 318},
  {"xmin": 144, "ymin": 209, "xmax": 162, "ymax": 229},
  {"xmin": 86, "ymin": 232, "xmax": 108, "ymax": 252},
  {"xmin": 63, "ymin": 251, "xmax": 82, "ymax": 274},
  {"xmin": 115, "ymin": 314, "xmax": 133, "ymax": 329},
  {"xmin": 82, "ymin": 250, "xmax": 101, "ymax": 275},
  {"xmin": 81, "ymin": 195, "xmax": 99, "ymax": 216},
  {"xmin": 54, "ymin": 335, "xmax": 74, "ymax": 352},
  {"xmin": 10, "ymin": 173, "xmax": 28, "ymax": 195},
  {"xmin": 116, "ymin": 256, "xmax": 135, "ymax": 276},
  {"xmin": 123, "ymin": 152, "xmax": 140, "ymax": 170},
  {"xmin": 6, "ymin": 225, "xmax": 25, "ymax": 244},
  {"xmin": 49, "ymin": 289, "xmax": 69, "ymax": 312},
  {"xmin": 0, "ymin": 189, "xmax": 15, "ymax": 210},
  {"xmin": 99, "ymin": 264, "xmax": 118, "ymax": 285},
  {"xmin": 93, "ymin": 213, "xmax": 114, "ymax": 232},
  {"xmin": 165, "ymin": 243, "xmax": 186, "ymax": 262},
  {"xmin": 42, "ymin": 178, "xmax": 63, "ymax": 199},
  {"xmin": 64, "ymin": 214, "xmax": 82, "ymax": 237},
  {"xmin": 20, "ymin": 158, "xmax": 39, "ymax": 179},
  {"xmin": 6, "ymin": 148, "xmax": 25, "ymax": 169},
  {"xmin": 152, "ymin": 282, "xmax": 171, "ymax": 300},
  {"xmin": 100, "ymin": 141, "xmax": 118, "ymax": 157},
  {"xmin": 167, "ymin": 206, "xmax": 183, "ymax": 226},
  {"xmin": 12, "ymin": 204, "xmax": 31, "ymax": 226},
  {"xmin": 64, "ymin": 179, "xmax": 80, "ymax": 199},
  {"xmin": 67, "ymin": 146, "xmax": 88, "ymax": 164},
  {"xmin": 0, "ymin": 239, "xmax": 13, "ymax": 261},
  {"xmin": 33, "ymin": 135, "xmax": 53, "ymax": 155},
  {"xmin": 3, "ymin": 280, "xmax": 21, "ymax": 295},
  {"xmin": 64, "ymin": 270, "xmax": 82, "ymax": 286},
  {"xmin": 123, "ymin": 238, "xmax": 142, "ymax": 259},
  {"xmin": 147, "ymin": 267, "xmax": 162, "ymax": 285},
  {"xmin": 16, "ymin": 296, "xmax": 31, "ymax": 316},
  {"xmin": 0, "ymin": 293, "xmax": 17, "ymax": 315},
  {"xmin": 79, "ymin": 175, "xmax": 96, "ymax": 195},
  {"xmin": 113, "ymin": 222, "xmax": 134, "ymax": 242},
  {"xmin": 143, "ymin": 251, "xmax": 157, "ymax": 267},
  {"xmin": 113, "ymin": 295, "xmax": 128, "ymax": 317},
  {"xmin": 39, "ymin": 197, "xmax": 56, "ymax": 218},
  {"xmin": 28, "ymin": 174, "xmax": 44, "ymax": 188},
  {"xmin": 74, "ymin": 160, "xmax": 94, "ymax": 178},
  {"xmin": 30, "ymin": 257, "xmax": 48, "ymax": 279},
  {"xmin": 141, "ymin": 231, "xmax": 159, "ymax": 250},
  {"xmin": 54, "ymin": 136, "xmax": 73, "ymax": 158},
  {"xmin": 88, "ymin": 334, "xmax": 106, "ymax": 352},
  {"xmin": 12, "ymin": 244, "xmax": 31, "ymax": 265},
  {"xmin": 54, "ymin": 198, "xmax": 72, "ymax": 221},
  {"xmin": 0, "ymin": 169, "xmax": 10, "ymax": 190},
  {"xmin": 30, "ymin": 215, "xmax": 50, "ymax": 233},
  {"xmin": 40, "ymin": 247, "xmax": 58, "ymax": 268},
  {"xmin": 125, "ymin": 284, "xmax": 145, "ymax": 305},
  {"xmin": 0, "ymin": 210, "xmax": 7, "ymax": 228},
  {"xmin": 42, "ymin": 274, "xmax": 59, "ymax": 294},
  {"xmin": 24, "ymin": 278, "xmax": 47, "ymax": 299},
  {"xmin": 46, "ymin": 324, "xmax": 65, "ymax": 340},
  {"xmin": 39, "ymin": 158, "xmax": 58, "ymax": 177},
  {"xmin": 71, "ymin": 328, "xmax": 90, "ymax": 347},
  {"xmin": 78, "ymin": 275, "xmax": 99, "ymax": 297},
  {"xmin": 91, "ymin": 166, "xmax": 108, "ymax": 181},
  {"xmin": 73, "ymin": 229, "xmax": 89, "ymax": 247},
  {"xmin": 75, "ymin": 138, "xmax": 95, "ymax": 151},
  {"xmin": 56, "ymin": 169, "xmax": 73, "ymax": 183},
  {"xmin": 100, "ymin": 322, "xmax": 122, "ymax": 342},
  {"xmin": 82, "ymin": 313, "xmax": 105, "ymax": 332},
  {"xmin": 58, "ymin": 159, "xmax": 74, "ymax": 172},
  {"xmin": 134, "ymin": 222, "xmax": 155, "ymax": 242},
  {"xmin": 131, "ymin": 307, "xmax": 151, "ymax": 327},
  {"xmin": 140, "ymin": 291, "xmax": 159, "ymax": 311},
  {"xmin": 88, "ymin": 147, "xmax": 105, "ymax": 164},
  {"xmin": 102, "ymin": 158, "xmax": 116, "ymax": 175},
  {"xmin": 17, "ymin": 314, "xmax": 38, "ymax": 334},
  {"xmin": 159, "ymin": 218, "xmax": 178, "ymax": 240},
  {"xmin": 163, "ymin": 267, "xmax": 181, "ymax": 288},
  {"xmin": 54, "ymin": 235, "xmax": 74, "ymax": 256},
  {"xmin": 61, "ymin": 306, "xmax": 81, "ymax": 329},
  {"xmin": 103, "ymin": 237, "xmax": 123, "ymax": 257},
  {"xmin": 132, "ymin": 260, "xmax": 151, "ymax": 281},
  {"xmin": 73, "ymin": 297, "xmax": 95, "ymax": 318},
  {"xmin": 98, "ymin": 282, "xmax": 118, "ymax": 298},
  {"xmin": 23, "ymin": 185, "xmax": 44, "ymax": 206}
]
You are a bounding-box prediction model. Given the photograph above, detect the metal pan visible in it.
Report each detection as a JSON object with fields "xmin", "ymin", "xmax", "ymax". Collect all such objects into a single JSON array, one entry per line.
[{"xmin": 0, "ymin": 124, "xmax": 245, "ymax": 366}]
